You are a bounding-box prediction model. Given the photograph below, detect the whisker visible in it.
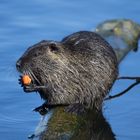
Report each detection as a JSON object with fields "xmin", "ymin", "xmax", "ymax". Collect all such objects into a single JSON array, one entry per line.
[{"xmin": 28, "ymin": 68, "xmax": 42, "ymax": 85}]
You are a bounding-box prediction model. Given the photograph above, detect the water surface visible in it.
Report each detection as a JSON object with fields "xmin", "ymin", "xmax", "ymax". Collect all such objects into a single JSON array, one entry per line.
[{"xmin": 0, "ymin": 0, "xmax": 140, "ymax": 139}]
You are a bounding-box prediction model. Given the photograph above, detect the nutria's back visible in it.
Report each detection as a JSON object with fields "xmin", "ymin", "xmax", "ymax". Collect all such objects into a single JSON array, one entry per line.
[{"xmin": 16, "ymin": 31, "xmax": 118, "ymax": 111}]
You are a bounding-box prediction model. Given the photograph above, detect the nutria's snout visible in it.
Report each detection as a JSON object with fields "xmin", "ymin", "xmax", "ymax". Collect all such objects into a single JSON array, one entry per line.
[{"xmin": 16, "ymin": 57, "xmax": 39, "ymax": 93}]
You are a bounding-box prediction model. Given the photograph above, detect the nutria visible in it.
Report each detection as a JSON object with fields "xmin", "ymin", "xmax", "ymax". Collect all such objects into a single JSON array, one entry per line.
[{"xmin": 16, "ymin": 31, "xmax": 118, "ymax": 114}]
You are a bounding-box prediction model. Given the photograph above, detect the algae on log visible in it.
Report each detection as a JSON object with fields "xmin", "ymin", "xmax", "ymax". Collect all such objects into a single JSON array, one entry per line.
[
  {"xmin": 95, "ymin": 19, "xmax": 140, "ymax": 62},
  {"xmin": 37, "ymin": 19, "xmax": 140, "ymax": 140}
]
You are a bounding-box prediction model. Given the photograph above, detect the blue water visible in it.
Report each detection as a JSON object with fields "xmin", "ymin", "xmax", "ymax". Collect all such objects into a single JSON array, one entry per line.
[{"xmin": 0, "ymin": 0, "xmax": 140, "ymax": 139}]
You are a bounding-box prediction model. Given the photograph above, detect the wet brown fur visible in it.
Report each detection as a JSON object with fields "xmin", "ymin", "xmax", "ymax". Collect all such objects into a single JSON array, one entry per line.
[{"xmin": 16, "ymin": 31, "xmax": 118, "ymax": 110}]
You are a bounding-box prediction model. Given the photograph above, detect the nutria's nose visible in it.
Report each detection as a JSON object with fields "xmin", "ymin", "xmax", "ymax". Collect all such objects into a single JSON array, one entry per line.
[{"xmin": 16, "ymin": 59, "xmax": 21, "ymax": 70}]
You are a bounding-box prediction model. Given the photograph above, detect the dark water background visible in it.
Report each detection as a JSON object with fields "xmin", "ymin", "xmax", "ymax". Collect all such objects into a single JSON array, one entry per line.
[{"xmin": 0, "ymin": 0, "xmax": 140, "ymax": 140}]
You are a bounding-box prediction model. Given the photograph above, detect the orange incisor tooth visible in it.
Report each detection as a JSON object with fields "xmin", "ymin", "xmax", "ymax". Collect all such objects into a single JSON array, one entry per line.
[{"xmin": 22, "ymin": 75, "xmax": 32, "ymax": 85}]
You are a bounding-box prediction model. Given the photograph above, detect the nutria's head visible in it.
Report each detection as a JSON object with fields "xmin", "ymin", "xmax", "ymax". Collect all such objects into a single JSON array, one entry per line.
[
  {"xmin": 16, "ymin": 40, "xmax": 63, "ymax": 75},
  {"xmin": 16, "ymin": 40, "xmax": 70, "ymax": 100},
  {"xmin": 16, "ymin": 31, "xmax": 118, "ymax": 110}
]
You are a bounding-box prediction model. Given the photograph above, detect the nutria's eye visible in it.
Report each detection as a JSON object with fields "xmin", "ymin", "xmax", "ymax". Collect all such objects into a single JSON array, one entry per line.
[{"xmin": 49, "ymin": 43, "xmax": 59, "ymax": 52}]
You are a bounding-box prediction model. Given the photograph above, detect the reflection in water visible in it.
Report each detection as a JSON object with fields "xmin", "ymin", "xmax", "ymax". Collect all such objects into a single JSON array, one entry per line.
[
  {"xmin": 93, "ymin": 113, "xmax": 115, "ymax": 140},
  {"xmin": 71, "ymin": 110, "xmax": 115, "ymax": 140},
  {"xmin": 37, "ymin": 109, "xmax": 115, "ymax": 140}
]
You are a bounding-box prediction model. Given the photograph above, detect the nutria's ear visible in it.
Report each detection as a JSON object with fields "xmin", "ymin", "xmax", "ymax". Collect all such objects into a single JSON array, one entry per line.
[{"xmin": 49, "ymin": 42, "xmax": 59, "ymax": 52}]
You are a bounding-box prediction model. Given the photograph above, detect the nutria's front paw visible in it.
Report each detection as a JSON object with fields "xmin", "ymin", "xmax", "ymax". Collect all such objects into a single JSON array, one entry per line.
[
  {"xmin": 18, "ymin": 76, "xmax": 37, "ymax": 92},
  {"xmin": 33, "ymin": 105, "xmax": 49, "ymax": 115},
  {"xmin": 65, "ymin": 103, "xmax": 85, "ymax": 115}
]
